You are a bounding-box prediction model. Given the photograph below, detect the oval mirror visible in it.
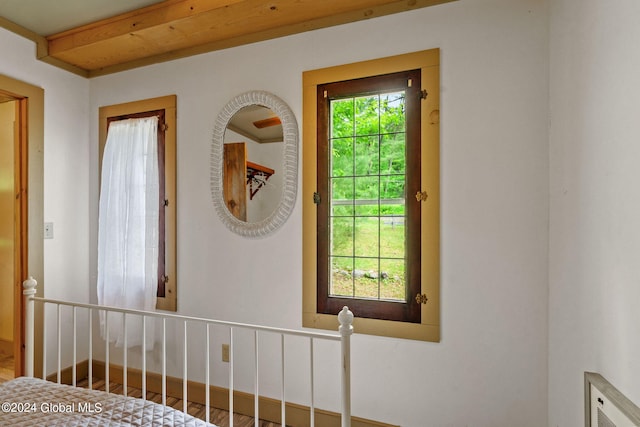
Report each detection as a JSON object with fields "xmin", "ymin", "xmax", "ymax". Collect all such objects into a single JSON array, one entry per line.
[{"xmin": 211, "ymin": 91, "xmax": 298, "ymax": 237}]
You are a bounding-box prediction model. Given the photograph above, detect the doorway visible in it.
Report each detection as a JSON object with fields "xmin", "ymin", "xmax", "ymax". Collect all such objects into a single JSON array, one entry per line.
[
  {"xmin": 0, "ymin": 74, "xmax": 44, "ymax": 380},
  {"xmin": 0, "ymin": 94, "xmax": 26, "ymax": 381}
]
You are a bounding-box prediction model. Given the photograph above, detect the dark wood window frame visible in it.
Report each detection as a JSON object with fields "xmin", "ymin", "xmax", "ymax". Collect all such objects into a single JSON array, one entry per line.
[
  {"xmin": 106, "ymin": 110, "xmax": 167, "ymax": 298},
  {"xmin": 316, "ymin": 70, "xmax": 423, "ymax": 323}
]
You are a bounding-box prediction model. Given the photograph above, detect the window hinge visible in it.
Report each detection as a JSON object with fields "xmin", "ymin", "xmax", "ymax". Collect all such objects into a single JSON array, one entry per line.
[
  {"xmin": 160, "ymin": 123, "xmax": 168, "ymax": 131},
  {"xmin": 420, "ymin": 89, "xmax": 428, "ymax": 100},
  {"xmin": 164, "ymin": 199, "xmax": 169, "ymax": 207},
  {"xmin": 415, "ymin": 191, "xmax": 428, "ymax": 202},
  {"xmin": 416, "ymin": 293, "xmax": 428, "ymax": 304},
  {"xmin": 313, "ymin": 192, "xmax": 321, "ymax": 204},
  {"xmin": 161, "ymin": 275, "xmax": 169, "ymax": 284}
]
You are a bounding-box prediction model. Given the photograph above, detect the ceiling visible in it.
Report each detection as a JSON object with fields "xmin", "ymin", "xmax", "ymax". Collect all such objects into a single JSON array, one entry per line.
[
  {"xmin": 228, "ymin": 105, "xmax": 283, "ymax": 144},
  {"xmin": 0, "ymin": 0, "xmax": 455, "ymax": 78},
  {"xmin": 0, "ymin": 0, "xmax": 165, "ymax": 36}
]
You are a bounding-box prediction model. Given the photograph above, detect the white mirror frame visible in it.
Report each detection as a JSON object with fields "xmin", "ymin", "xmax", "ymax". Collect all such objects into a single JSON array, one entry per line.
[{"xmin": 211, "ymin": 90, "xmax": 298, "ymax": 238}]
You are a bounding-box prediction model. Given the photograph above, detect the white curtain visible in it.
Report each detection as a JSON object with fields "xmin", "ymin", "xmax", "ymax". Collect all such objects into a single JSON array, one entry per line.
[{"xmin": 97, "ymin": 116, "xmax": 159, "ymax": 348}]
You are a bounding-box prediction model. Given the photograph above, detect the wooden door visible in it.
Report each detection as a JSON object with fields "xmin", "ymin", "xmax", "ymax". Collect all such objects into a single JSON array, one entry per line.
[{"xmin": 223, "ymin": 142, "xmax": 247, "ymax": 221}]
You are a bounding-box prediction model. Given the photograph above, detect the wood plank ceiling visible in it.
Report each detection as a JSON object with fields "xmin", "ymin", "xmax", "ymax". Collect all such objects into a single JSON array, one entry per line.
[{"xmin": 6, "ymin": 0, "xmax": 455, "ymax": 78}]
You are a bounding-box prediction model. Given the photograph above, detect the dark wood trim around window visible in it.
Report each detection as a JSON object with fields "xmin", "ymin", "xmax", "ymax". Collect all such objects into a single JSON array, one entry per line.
[
  {"xmin": 316, "ymin": 69, "xmax": 422, "ymax": 323},
  {"xmin": 106, "ymin": 109, "xmax": 167, "ymax": 298}
]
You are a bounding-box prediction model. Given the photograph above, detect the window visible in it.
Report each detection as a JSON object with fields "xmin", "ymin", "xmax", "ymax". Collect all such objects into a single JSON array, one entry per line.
[
  {"xmin": 99, "ymin": 95, "xmax": 177, "ymax": 312},
  {"xmin": 302, "ymin": 50, "xmax": 440, "ymax": 341},
  {"xmin": 317, "ymin": 70, "xmax": 422, "ymax": 323}
]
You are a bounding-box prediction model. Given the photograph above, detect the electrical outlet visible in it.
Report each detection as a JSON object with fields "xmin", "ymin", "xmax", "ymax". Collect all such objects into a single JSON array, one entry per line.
[{"xmin": 222, "ymin": 344, "xmax": 230, "ymax": 362}]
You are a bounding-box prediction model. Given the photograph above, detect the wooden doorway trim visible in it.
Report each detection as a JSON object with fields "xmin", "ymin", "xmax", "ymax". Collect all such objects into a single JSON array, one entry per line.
[
  {"xmin": 0, "ymin": 74, "xmax": 44, "ymax": 378},
  {"xmin": 13, "ymin": 98, "xmax": 28, "ymax": 376}
]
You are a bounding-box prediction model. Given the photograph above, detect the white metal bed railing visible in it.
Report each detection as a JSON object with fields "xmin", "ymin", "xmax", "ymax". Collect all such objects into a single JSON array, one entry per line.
[{"xmin": 22, "ymin": 277, "xmax": 353, "ymax": 427}]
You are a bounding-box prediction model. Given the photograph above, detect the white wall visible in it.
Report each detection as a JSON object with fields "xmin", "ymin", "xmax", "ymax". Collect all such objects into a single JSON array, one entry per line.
[
  {"xmin": 0, "ymin": 27, "xmax": 91, "ymax": 370},
  {"xmin": 87, "ymin": 1, "xmax": 549, "ymax": 425},
  {"xmin": 549, "ymin": 1, "xmax": 640, "ymax": 426},
  {"xmin": 0, "ymin": 28, "xmax": 91, "ymax": 302}
]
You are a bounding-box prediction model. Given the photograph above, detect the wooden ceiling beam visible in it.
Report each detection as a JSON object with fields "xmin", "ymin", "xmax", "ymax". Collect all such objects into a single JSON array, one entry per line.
[{"xmin": 41, "ymin": 0, "xmax": 455, "ymax": 76}]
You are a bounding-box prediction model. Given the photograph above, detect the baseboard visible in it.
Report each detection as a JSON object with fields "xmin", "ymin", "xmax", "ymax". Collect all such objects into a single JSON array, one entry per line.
[
  {"xmin": 45, "ymin": 359, "xmax": 89, "ymax": 384},
  {"xmin": 52, "ymin": 360, "xmax": 397, "ymax": 427}
]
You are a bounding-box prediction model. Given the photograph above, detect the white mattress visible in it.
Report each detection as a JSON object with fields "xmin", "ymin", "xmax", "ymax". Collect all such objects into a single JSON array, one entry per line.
[{"xmin": 0, "ymin": 376, "xmax": 218, "ymax": 426}]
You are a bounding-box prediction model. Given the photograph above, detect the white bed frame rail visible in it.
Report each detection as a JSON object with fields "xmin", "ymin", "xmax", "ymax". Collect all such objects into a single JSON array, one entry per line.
[
  {"xmin": 585, "ymin": 372, "xmax": 640, "ymax": 426},
  {"xmin": 23, "ymin": 277, "xmax": 353, "ymax": 427}
]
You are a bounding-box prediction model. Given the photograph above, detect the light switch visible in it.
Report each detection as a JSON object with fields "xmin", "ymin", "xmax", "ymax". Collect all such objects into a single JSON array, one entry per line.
[{"xmin": 44, "ymin": 222, "xmax": 54, "ymax": 239}]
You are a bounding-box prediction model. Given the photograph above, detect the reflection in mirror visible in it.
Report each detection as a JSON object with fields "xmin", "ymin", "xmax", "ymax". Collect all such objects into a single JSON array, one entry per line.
[
  {"xmin": 223, "ymin": 105, "xmax": 284, "ymax": 223},
  {"xmin": 211, "ymin": 91, "xmax": 298, "ymax": 238}
]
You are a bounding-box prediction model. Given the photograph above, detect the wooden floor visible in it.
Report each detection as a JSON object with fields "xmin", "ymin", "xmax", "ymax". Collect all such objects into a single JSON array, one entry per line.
[
  {"xmin": 0, "ymin": 352, "xmax": 14, "ymax": 384},
  {"xmin": 76, "ymin": 377, "xmax": 281, "ymax": 427}
]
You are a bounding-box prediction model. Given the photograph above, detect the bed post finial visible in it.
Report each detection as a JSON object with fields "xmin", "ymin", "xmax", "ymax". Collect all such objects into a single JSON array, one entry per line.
[
  {"xmin": 338, "ymin": 306, "xmax": 354, "ymax": 335},
  {"xmin": 338, "ymin": 306, "xmax": 353, "ymax": 427},
  {"xmin": 23, "ymin": 276, "xmax": 37, "ymax": 377}
]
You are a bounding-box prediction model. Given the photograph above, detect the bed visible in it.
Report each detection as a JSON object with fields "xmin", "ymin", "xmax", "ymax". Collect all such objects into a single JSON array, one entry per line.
[
  {"xmin": 0, "ymin": 376, "xmax": 214, "ymax": 426},
  {"xmin": 1, "ymin": 277, "xmax": 354, "ymax": 427}
]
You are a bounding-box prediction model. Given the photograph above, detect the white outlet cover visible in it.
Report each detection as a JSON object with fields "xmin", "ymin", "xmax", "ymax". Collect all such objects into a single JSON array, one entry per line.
[{"xmin": 44, "ymin": 222, "xmax": 54, "ymax": 239}]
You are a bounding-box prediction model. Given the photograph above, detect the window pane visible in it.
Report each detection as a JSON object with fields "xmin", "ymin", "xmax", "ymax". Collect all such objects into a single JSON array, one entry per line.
[
  {"xmin": 332, "ymin": 203, "xmax": 354, "ymax": 217},
  {"xmin": 330, "ymin": 256, "xmax": 353, "ymax": 297},
  {"xmin": 331, "ymin": 177, "xmax": 354, "ymax": 216},
  {"xmin": 381, "ymin": 174, "xmax": 405, "ymax": 200},
  {"xmin": 380, "ymin": 92, "xmax": 406, "ymax": 135},
  {"xmin": 354, "ymin": 217, "xmax": 379, "ymax": 258},
  {"xmin": 354, "ymin": 176, "xmax": 379, "ymax": 216},
  {"xmin": 331, "ymin": 98, "xmax": 354, "ymax": 138},
  {"xmin": 331, "ymin": 217, "xmax": 353, "ymax": 256},
  {"xmin": 379, "ymin": 258, "xmax": 406, "ymax": 301},
  {"xmin": 380, "ymin": 202, "xmax": 405, "ymax": 217},
  {"xmin": 353, "ymin": 257, "xmax": 379, "ymax": 299},
  {"xmin": 380, "ymin": 216, "xmax": 405, "ymax": 259},
  {"xmin": 354, "ymin": 136, "xmax": 379, "ymax": 176},
  {"xmin": 380, "ymin": 133, "xmax": 406, "ymax": 175},
  {"xmin": 355, "ymin": 95, "xmax": 379, "ymax": 136},
  {"xmin": 331, "ymin": 137, "xmax": 354, "ymax": 177}
]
